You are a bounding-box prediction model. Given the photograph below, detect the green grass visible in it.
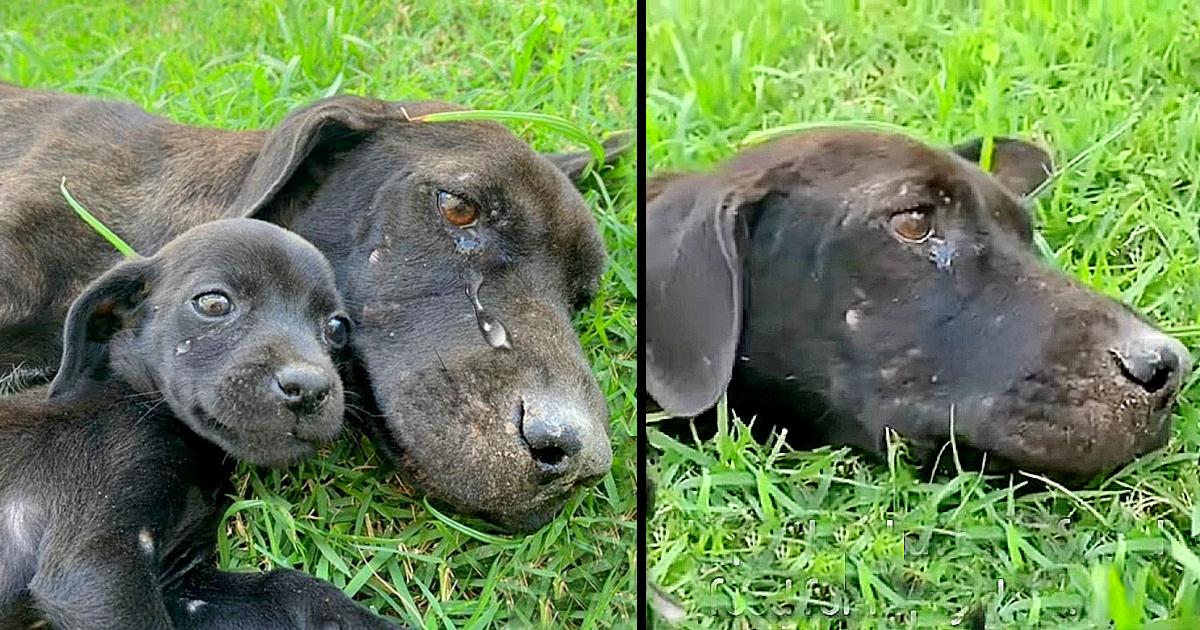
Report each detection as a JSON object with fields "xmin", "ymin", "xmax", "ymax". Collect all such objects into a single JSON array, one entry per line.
[
  {"xmin": 1, "ymin": 1, "xmax": 635, "ymax": 627},
  {"xmin": 647, "ymin": 1, "xmax": 1200, "ymax": 628}
]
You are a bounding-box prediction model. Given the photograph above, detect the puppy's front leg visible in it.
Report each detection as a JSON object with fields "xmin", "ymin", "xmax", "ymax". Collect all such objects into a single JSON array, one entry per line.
[
  {"xmin": 28, "ymin": 532, "xmax": 173, "ymax": 630},
  {"xmin": 167, "ymin": 565, "xmax": 409, "ymax": 630}
]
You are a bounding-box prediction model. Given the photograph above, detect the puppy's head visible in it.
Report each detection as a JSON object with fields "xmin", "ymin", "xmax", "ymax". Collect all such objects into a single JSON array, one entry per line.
[
  {"xmin": 48, "ymin": 219, "xmax": 349, "ymax": 466},
  {"xmin": 647, "ymin": 130, "xmax": 1191, "ymax": 478}
]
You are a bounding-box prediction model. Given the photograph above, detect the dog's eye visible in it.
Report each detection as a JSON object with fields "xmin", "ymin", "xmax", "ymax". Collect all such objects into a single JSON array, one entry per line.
[
  {"xmin": 889, "ymin": 208, "xmax": 934, "ymax": 243},
  {"xmin": 192, "ymin": 292, "xmax": 233, "ymax": 318},
  {"xmin": 437, "ymin": 191, "xmax": 480, "ymax": 228},
  {"xmin": 323, "ymin": 316, "xmax": 351, "ymax": 347}
]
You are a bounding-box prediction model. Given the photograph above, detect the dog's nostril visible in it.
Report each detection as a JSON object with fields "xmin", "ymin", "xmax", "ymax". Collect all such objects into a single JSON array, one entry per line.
[
  {"xmin": 531, "ymin": 445, "xmax": 567, "ymax": 468},
  {"xmin": 1112, "ymin": 343, "xmax": 1179, "ymax": 394},
  {"xmin": 279, "ymin": 382, "xmax": 302, "ymax": 400},
  {"xmin": 1143, "ymin": 364, "xmax": 1172, "ymax": 393},
  {"xmin": 519, "ymin": 407, "xmax": 583, "ymax": 477},
  {"xmin": 272, "ymin": 364, "xmax": 333, "ymax": 412}
]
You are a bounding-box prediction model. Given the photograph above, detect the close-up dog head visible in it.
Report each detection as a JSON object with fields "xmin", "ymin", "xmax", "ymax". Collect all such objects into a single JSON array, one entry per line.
[
  {"xmin": 47, "ymin": 218, "xmax": 349, "ymax": 466},
  {"xmin": 231, "ymin": 97, "xmax": 620, "ymax": 531},
  {"xmin": 647, "ymin": 129, "xmax": 1192, "ymax": 478}
]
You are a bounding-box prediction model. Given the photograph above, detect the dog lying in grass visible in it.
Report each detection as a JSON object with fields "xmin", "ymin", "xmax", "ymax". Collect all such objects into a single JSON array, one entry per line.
[
  {"xmin": 647, "ymin": 130, "xmax": 1191, "ymax": 479},
  {"xmin": 0, "ymin": 219, "xmax": 404, "ymax": 629},
  {"xmin": 0, "ymin": 83, "xmax": 622, "ymax": 531}
]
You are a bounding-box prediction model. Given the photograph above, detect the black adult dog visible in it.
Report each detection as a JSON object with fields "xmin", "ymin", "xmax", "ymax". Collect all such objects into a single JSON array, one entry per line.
[
  {"xmin": 0, "ymin": 219, "xmax": 403, "ymax": 629},
  {"xmin": 647, "ymin": 130, "xmax": 1191, "ymax": 478},
  {"xmin": 0, "ymin": 82, "xmax": 625, "ymax": 532}
]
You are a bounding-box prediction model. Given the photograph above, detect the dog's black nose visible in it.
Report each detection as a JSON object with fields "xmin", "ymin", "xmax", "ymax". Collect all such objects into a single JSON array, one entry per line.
[
  {"xmin": 1112, "ymin": 333, "xmax": 1192, "ymax": 394},
  {"xmin": 517, "ymin": 398, "xmax": 584, "ymax": 477},
  {"xmin": 273, "ymin": 364, "xmax": 332, "ymax": 413}
]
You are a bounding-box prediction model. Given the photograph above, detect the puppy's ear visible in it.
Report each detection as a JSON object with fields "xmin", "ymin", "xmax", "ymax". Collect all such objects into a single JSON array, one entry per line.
[
  {"xmin": 543, "ymin": 132, "xmax": 631, "ymax": 183},
  {"xmin": 234, "ymin": 96, "xmax": 449, "ymax": 219},
  {"xmin": 646, "ymin": 172, "xmax": 770, "ymax": 417},
  {"xmin": 48, "ymin": 258, "xmax": 155, "ymax": 400},
  {"xmin": 952, "ymin": 137, "xmax": 1053, "ymax": 198}
]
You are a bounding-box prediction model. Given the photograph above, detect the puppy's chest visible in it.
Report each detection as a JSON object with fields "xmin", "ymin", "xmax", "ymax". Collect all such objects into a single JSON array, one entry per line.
[
  {"xmin": 0, "ymin": 496, "xmax": 42, "ymax": 601},
  {"xmin": 108, "ymin": 431, "xmax": 234, "ymax": 582}
]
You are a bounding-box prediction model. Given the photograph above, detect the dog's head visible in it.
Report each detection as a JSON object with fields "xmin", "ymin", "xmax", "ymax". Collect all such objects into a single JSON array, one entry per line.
[
  {"xmin": 647, "ymin": 129, "xmax": 1191, "ymax": 478},
  {"xmin": 48, "ymin": 219, "xmax": 349, "ymax": 467},
  {"xmin": 221, "ymin": 97, "xmax": 624, "ymax": 531}
]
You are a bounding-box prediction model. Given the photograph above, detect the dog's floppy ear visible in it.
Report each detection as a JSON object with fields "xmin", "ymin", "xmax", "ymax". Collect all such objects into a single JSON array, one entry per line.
[
  {"xmin": 48, "ymin": 258, "xmax": 155, "ymax": 400},
  {"xmin": 952, "ymin": 137, "xmax": 1053, "ymax": 198},
  {"xmin": 543, "ymin": 132, "xmax": 632, "ymax": 183},
  {"xmin": 646, "ymin": 172, "xmax": 770, "ymax": 417},
  {"xmin": 233, "ymin": 95, "xmax": 415, "ymax": 219}
]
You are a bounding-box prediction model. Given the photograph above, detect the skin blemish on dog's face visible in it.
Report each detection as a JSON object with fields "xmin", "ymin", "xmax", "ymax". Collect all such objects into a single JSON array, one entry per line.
[
  {"xmin": 845, "ymin": 309, "xmax": 862, "ymax": 330},
  {"xmin": 186, "ymin": 600, "xmax": 206, "ymax": 614},
  {"xmin": 175, "ymin": 339, "xmax": 192, "ymax": 355},
  {"xmin": 138, "ymin": 528, "xmax": 154, "ymax": 555},
  {"xmin": 464, "ymin": 268, "xmax": 511, "ymax": 350},
  {"xmin": 368, "ymin": 249, "xmax": 382, "ymax": 265}
]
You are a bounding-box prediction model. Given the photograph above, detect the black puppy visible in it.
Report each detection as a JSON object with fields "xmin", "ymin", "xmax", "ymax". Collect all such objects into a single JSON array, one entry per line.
[{"xmin": 0, "ymin": 219, "xmax": 403, "ymax": 629}]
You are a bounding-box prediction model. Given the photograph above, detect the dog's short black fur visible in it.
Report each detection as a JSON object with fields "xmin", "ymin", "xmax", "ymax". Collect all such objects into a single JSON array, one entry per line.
[
  {"xmin": 647, "ymin": 130, "xmax": 1191, "ymax": 478},
  {"xmin": 0, "ymin": 83, "xmax": 627, "ymax": 532},
  {"xmin": 0, "ymin": 219, "xmax": 403, "ymax": 629}
]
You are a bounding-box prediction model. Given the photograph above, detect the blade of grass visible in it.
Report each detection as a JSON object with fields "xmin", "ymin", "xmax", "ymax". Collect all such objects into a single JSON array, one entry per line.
[{"xmin": 60, "ymin": 178, "xmax": 138, "ymax": 258}]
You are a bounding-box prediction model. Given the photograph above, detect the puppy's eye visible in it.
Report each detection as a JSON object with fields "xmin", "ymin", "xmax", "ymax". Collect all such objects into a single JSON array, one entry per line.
[
  {"xmin": 437, "ymin": 191, "xmax": 480, "ymax": 228},
  {"xmin": 323, "ymin": 316, "xmax": 351, "ymax": 347},
  {"xmin": 192, "ymin": 292, "xmax": 233, "ymax": 318},
  {"xmin": 889, "ymin": 208, "xmax": 934, "ymax": 243}
]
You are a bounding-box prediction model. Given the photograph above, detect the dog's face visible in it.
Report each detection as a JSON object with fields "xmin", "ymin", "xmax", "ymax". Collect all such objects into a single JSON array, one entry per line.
[
  {"xmin": 647, "ymin": 130, "xmax": 1191, "ymax": 478},
  {"xmin": 235, "ymin": 99, "xmax": 616, "ymax": 531},
  {"xmin": 48, "ymin": 219, "xmax": 348, "ymax": 467}
]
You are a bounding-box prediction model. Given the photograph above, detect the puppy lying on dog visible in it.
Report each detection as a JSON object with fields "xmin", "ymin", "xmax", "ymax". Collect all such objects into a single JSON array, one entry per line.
[
  {"xmin": 0, "ymin": 83, "xmax": 619, "ymax": 531},
  {"xmin": 0, "ymin": 219, "xmax": 404, "ymax": 629},
  {"xmin": 647, "ymin": 129, "xmax": 1191, "ymax": 479}
]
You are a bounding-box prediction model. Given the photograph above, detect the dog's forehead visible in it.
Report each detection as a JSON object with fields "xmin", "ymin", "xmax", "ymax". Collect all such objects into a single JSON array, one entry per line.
[
  {"xmin": 156, "ymin": 220, "xmax": 336, "ymax": 293},
  {"xmin": 728, "ymin": 130, "xmax": 955, "ymax": 182}
]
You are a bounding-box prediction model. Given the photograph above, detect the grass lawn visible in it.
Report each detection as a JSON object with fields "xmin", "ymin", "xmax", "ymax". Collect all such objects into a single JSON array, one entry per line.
[
  {"xmin": 647, "ymin": 1, "xmax": 1200, "ymax": 628},
  {"xmin": 1, "ymin": 1, "xmax": 636, "ymax": 627}
]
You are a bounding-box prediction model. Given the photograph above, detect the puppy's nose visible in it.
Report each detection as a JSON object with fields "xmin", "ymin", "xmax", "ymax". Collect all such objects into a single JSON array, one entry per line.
[
  {"xmin": 1112, "ymin": 332, "xmax": 1192, "ymax": 394},
  {"xmin": 272, "ymin": 364, "xmax": 332, "ymax": 413}
]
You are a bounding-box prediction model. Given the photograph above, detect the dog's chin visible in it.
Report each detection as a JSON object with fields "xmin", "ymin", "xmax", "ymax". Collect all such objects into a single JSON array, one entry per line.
[
  {"xmin": 482, "ymin": 496, "xmax": 569, "ymax": 534},
  {"xmin": 184, "ymin": 404, "xmax": 320, "ymax": 467},
  {"xmin": 882, "ymin": 390, "xmax": 1177, "ymax": 481}
]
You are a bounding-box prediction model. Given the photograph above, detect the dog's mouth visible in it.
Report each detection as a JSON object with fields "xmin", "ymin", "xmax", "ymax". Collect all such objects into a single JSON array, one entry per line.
[
  {"xmin": 188, "ymin": 403, "xmax": 320, "ymax": 465},
  {"xmin": 343, "ymin": 360, "xmax": 595, "ymax": 534}
]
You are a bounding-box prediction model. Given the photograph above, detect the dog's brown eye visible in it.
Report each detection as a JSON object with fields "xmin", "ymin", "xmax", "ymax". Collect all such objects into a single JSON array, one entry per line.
[
  {"xmin": 437, "ymin": 191, "xmax": 480, "ymax": 228},
  {"xmin": 192, "ymin": 292, "xmax": 232, "ymax": 318},
  {"xmin": 890, "ymin": 208, "xmax": 934, "ymax": 243},
  {"xmin": 323, "ymin": 316, "xmax": 351, "ymax": 347}
]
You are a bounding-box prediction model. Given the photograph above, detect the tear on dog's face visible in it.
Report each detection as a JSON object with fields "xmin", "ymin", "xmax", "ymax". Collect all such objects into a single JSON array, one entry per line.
[
  {"xmin": 647, "ymin": 130, "xmax": 1191, "ymax": 479},
  {"xmin": 47, "ymin": 219, "xmax": 349, "ymax": 466}
]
